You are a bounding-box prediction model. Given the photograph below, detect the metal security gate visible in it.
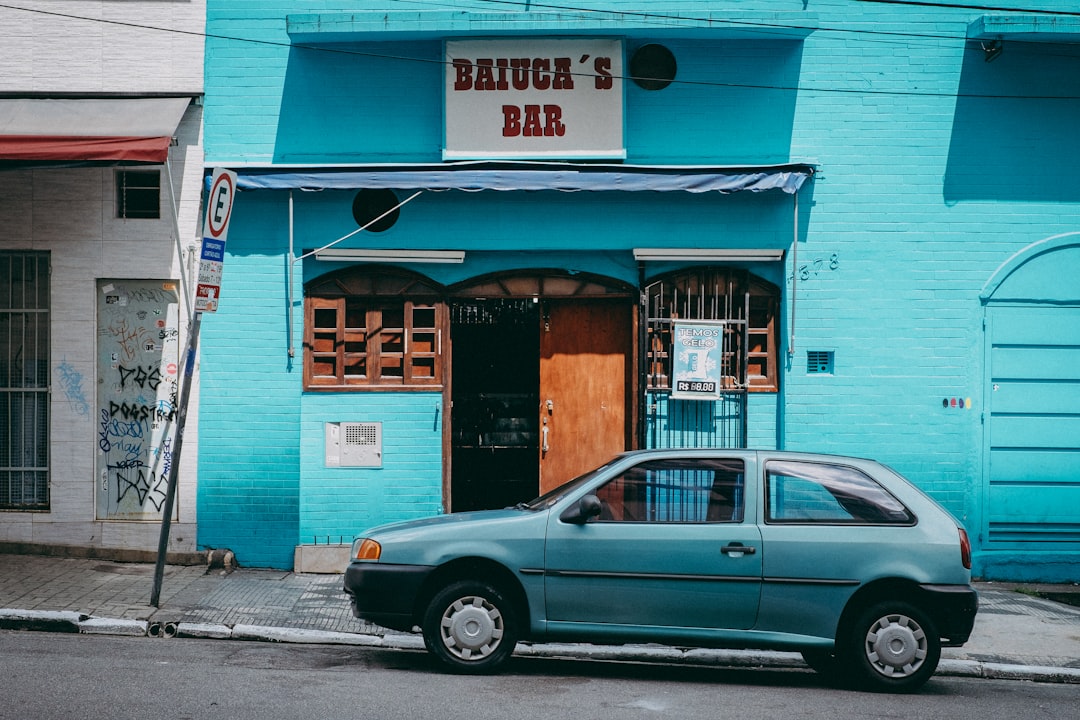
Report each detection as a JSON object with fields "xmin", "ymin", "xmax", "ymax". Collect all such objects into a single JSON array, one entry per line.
[
  {"xmin": 450, "ymin": 299, "xmax": 540, "ymax": 511},
  {"xmin": 0, "ymin": 252, "xmax": 50, "ymax": 510},
  {"xmin": 644, "ymin": 268, "xmax": 753, "ymax": 449}
]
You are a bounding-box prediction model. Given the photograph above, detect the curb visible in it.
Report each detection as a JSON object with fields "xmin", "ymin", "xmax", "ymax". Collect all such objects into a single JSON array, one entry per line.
[
  {"xmin": 1, "ymin": 609, "xmax": 1077, "ymax": 684},
  {"xmin": 0, "ymin": 609, "xmax": 85, "ymax": 633},
  {"xmin": 81, "ymin": 617, "xmax": 148, "ymax": 637},
  {"xmin": 973, "ymin": 662, "xmax": 1080, "ymax": 684}
]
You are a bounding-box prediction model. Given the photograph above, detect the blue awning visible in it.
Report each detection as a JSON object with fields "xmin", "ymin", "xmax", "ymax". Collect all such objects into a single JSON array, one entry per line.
[{"xmin": 225, "ymin": 162, "xmax": 815, "ymax": 195}]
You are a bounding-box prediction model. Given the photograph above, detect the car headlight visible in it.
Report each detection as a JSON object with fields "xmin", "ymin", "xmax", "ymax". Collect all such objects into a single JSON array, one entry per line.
[{"xmin": 351, "ymin": 538, "xmax": 381, "ymax": 561}]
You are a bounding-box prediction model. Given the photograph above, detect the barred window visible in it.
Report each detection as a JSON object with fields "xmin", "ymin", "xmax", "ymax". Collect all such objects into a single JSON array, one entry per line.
[
  {"xmin": 116, "ymin": 170, "xmax": 161, "ymax": 219},
  {"xmin": 1, "ymin": 251, "xmax": 50, "ymax": 510},
  {"xmin": 645, "ymin": 268, "xmax": 779, "ymax": 392}
]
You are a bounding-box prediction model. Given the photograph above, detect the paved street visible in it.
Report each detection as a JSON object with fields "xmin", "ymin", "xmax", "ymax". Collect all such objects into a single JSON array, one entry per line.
[
  {"xmin": 3, "ymin": 631, "xmax": 1080, "ymax": 720},
  {"xmin": 0, "ymin": 553, "xmax": 1077, "ymax": 684}
]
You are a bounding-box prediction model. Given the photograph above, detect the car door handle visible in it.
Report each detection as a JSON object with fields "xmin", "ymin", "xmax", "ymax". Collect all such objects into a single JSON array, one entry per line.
[{"xmin": 721, "ymin": 543, "xmax": 756, "ymax": 556}]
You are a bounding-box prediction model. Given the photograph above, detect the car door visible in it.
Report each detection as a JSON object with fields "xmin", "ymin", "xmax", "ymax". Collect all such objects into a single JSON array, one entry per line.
[
  {"xmin": 754, "ymin": 457, "xmax": 920, "ymax": 639},
  {"xmin": 543, "ymin": 455, "xmax": 762, "ymax": 632}
]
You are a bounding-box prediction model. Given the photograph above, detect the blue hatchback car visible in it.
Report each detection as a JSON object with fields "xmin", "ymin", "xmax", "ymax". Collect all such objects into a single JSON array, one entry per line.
[{"xmin": 343, "ymin": 450, "xmax": 977, "ymax": 692}]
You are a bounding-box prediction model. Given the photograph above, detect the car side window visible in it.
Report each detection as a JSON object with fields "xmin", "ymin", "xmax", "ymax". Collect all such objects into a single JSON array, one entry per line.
[
  {"xmin": 593, "ymin": 458, "xmax": 745, "ymax": 523},
  {"xmin": 765, "ymin": 460, "xmax": 914, "ymax": 525}
]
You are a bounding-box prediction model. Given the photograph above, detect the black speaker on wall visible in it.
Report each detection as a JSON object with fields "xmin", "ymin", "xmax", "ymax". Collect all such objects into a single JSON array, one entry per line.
[
  {"xmin": 630, "ymin": 44, "xmax": 677, "ymax": 91},
  {"xmin": 352, "ymin": 188, "xmax": 400, "ymax": 232}
]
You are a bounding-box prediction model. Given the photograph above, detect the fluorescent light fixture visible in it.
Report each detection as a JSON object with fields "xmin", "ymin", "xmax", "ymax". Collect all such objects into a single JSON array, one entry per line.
[
  {"xmin": 314, "ymin": 249, "xmax": 466, "ymax": 263},
  {"xmin": 632, "ymin": 248, "xmax": 784, "ymax": 262}
]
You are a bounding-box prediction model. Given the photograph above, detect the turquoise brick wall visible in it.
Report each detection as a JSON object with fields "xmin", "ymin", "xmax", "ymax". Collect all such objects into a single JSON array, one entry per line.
[
  {"xmin": 747, "ymin": 393, "xmax": 779, "ymax": 450},
  {"xmin": 205, "ymin": 6, "xmax": 810, "ymax": 166},
  {"xmin": 774, "ymin": 3, "xmax": 1080, "ymax": 540},
  {"xmin": 197, "ymin": 193, "xmax": 301, "ymax": 569},
  {"xmin": 203, "ymin": 1, "xmax": 1080, "ymax": 575},
  {"xmin": 300, "ymin": 392, "xmax": 444, "ymax": 543},
  {"xmin": 291, "ymin": 188, "xmax": 792, "ymax": 262}
]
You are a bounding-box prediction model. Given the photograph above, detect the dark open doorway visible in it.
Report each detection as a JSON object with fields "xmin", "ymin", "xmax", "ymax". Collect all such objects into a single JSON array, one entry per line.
[{"xmin": 450, "ymin": 300, "xmax": 540, "ymax": 511}]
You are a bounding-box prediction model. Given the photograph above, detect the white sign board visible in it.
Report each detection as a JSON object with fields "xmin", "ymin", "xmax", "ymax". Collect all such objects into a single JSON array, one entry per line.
[
  {"xmin": 195, "ymin": 168, "xmax": 237, "ymax": 313},
  {"xmin": 444, "ymin": 38, "xmax": 624, "ymax": 160}
]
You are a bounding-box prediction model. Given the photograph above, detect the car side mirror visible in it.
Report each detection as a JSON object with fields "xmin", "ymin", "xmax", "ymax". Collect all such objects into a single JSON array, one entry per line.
[{"xmin": 560, "ymin": 494, "xmax": 602, "ymax": 524}]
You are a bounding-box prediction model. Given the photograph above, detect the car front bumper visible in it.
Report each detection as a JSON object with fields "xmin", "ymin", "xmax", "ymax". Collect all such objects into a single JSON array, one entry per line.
[
  {"xmin": 919, "ymin": 583, "xmax": 979, "ymax": 646},
  {"xmin": 343, "ymin": 562, "xmax": 435, "ymax": 632}
]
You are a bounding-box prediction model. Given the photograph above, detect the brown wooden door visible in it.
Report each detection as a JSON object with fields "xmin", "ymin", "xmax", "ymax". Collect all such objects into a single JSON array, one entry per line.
[{"xmin": 538, "ymin": 301, "xmax": 634, "ymax": 493}]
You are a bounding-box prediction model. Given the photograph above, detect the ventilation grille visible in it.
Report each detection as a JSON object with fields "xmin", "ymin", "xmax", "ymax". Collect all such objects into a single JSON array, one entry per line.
[
  {"xmin": 807, "ymin": 351, "xmax": 834, "ymax": 375},
  {"xmin": 989, "ymin": 522, "xmax": 1080, "ymax": 544},
  {"xmin": 325, "ymin": 422, "xmax": 382, "ymax": 467},
  {"xmin": 345, "ymin": 423, "xmax": 379, "ymax": 447}
]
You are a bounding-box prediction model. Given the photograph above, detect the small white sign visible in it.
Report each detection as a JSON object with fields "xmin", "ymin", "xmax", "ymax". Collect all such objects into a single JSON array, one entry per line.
[{"xmin": 444, "ymin": 38, "xmax": 624, "ymax": 160}]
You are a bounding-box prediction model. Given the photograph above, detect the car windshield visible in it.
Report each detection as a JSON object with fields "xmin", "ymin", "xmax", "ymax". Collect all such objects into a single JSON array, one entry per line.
[{"xmin": 514, "ymin": 460, "xmax": 618, "ymax": 511}]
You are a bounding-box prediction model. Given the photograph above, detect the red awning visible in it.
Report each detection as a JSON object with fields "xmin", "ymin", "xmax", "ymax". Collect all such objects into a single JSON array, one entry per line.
[{"xmin": 0, "ymin": 97, "xmax": 191, "ymax": 164}]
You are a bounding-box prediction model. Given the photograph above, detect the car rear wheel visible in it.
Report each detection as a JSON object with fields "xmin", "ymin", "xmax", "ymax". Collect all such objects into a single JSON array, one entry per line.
[
  {"xmin": 421, "ymin": 580, "xmax": 518, "ymax": 674},
  {"xmin": 843, "ymin": 601, "xmax": 941, "ymax": 692}
]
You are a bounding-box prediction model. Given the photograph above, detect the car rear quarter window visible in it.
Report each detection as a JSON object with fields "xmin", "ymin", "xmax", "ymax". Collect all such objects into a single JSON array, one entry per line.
[
  {"xmin": 765, "ymin": 460, "xmax": 914, "ymax": 525},
  {"xmin": 593, "ymin": 458, "xmax": 745, "ymax": 523}
]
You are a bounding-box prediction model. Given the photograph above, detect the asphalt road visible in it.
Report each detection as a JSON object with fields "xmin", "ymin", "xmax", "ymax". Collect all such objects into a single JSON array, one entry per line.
[{"xmin": 1, "ymin": 631, "xmax": 1075, "ymax": 720}]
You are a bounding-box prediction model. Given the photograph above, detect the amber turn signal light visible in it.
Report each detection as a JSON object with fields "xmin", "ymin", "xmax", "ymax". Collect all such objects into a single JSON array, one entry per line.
[{"xmin": 354, "ymin": 538, "xmax": 381, "ymax": 561}]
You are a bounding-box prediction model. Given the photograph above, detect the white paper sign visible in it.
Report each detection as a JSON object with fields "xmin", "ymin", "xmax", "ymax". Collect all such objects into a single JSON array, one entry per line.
[{"xmin": 671, "ymin": 321, "xmax": 726, "ymax": 400}]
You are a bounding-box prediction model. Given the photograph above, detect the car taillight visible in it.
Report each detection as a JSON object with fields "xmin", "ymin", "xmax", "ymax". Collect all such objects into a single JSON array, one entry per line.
[
  {"xmin": 353, "ymin": 538, "xmax": 381, "ymax": 561},
  {"xmin": 958, "ymin": 528, "xmax": 972, "ymax": 570}
]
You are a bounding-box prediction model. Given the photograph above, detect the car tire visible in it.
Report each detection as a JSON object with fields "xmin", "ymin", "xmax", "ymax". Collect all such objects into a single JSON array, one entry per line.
[
  {"xmin": 421, "ymin": 580, "xmax": 518, "ymax": 674},
  {"xmin": 842, "ymin": 600, "xmax": 941, "ymax": 692}
]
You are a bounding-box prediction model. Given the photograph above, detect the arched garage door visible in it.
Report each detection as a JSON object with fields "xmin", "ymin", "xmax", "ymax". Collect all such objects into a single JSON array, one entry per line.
[{"xmin": 982, "ymin": 234, "xmax": 1080, "ymax": 574}]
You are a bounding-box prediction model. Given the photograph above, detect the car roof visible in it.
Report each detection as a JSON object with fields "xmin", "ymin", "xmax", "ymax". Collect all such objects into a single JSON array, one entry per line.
[{"xmin": 614, "ymin": 448, "xmax": 877, "ymax": 464}]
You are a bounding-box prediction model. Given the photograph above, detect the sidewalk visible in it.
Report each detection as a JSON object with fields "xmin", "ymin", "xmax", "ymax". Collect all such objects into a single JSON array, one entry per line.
[{"xmin": 1, "ymin": 553, "xmax": 1078, "ymax": 684}]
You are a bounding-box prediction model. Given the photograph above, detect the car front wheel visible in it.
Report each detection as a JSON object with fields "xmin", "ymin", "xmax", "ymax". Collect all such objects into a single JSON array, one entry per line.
[
  {"xmin": 843, "ymin": 601, "xmax": 941, "ymax": 692},
  {"xmin": 421, "ymin": 580, "xmax": 518, "ymax": 674}
]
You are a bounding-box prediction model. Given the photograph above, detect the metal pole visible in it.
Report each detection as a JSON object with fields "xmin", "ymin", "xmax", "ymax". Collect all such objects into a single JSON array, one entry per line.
[
  {"xmin": 164, "ymin": 158, "xmax": 194, "ymax": 324},
  {"xmin": 150, "ymin": 310, "xmax": 202, "ymax": 607},
  {"xmin": 789, "ymin": 191, "xmax": 799, "ymax": 360},
  {"xmin": 637, "ymin": 261, "xmax": 648, "ymax": 450},
  {"xmin": 287, "ymin": 190, "xmax": 295, "ymax": 357}
]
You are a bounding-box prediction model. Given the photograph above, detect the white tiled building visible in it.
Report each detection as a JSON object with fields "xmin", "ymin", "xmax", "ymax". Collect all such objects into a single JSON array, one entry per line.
[{"xmin": 0, "ymin": 3, "xmax": 205, "ymax": 559}]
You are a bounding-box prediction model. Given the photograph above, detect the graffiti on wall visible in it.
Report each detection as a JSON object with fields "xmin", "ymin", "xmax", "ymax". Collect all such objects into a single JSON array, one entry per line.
[
  {"xmin": 95, "ymin": 280, "xmax": 181, "ymax": 521},
  {"xmin": 56, "ymin": 358, "xmax": 90, "ymax": 417}
]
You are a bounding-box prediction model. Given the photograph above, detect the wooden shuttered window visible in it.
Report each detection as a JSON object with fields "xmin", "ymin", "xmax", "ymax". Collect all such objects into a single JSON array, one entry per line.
[{"xmin": 304, "ymin": 294, "xmax": 446, "ymax": 389}]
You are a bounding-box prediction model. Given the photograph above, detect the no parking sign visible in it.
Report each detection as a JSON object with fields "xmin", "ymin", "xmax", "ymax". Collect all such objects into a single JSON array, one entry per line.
[{"xmin": 195, "ymin": 168, "xmax": 237, "ymax": 313}]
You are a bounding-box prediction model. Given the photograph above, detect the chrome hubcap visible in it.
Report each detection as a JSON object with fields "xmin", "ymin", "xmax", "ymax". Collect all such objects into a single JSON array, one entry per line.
[
  {"xmin": 864, "ymin": 612, "xmax": 927, "ymax": 677},
  {"xmin": 439, "ymin": 595, "xmax": 504, "ymax": 661}
]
